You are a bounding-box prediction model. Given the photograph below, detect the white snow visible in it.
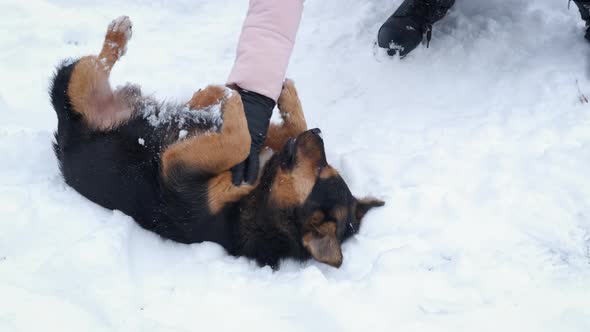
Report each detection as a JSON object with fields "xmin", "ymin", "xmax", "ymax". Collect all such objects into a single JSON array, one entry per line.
[{"xmin": 1, "ymin": 0, "xmax": 590, "ymax": 331}]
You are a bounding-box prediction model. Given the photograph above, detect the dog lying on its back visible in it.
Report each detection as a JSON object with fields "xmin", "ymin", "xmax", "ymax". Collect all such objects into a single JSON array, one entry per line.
[{"xmin": 51, "ymin": 16, "xmax": 384, "ymax": 268}]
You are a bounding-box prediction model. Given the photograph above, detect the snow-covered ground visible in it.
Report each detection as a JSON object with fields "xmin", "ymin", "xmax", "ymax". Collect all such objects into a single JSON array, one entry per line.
[{"xmin": 1, "ymin": 0, "xmax": 590, "ymax": 330}]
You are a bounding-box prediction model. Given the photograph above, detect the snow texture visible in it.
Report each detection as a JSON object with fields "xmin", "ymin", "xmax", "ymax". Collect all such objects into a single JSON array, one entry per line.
[{"xmin": 1, "ymin": 0, "xmax": 590, "ymax": 331}]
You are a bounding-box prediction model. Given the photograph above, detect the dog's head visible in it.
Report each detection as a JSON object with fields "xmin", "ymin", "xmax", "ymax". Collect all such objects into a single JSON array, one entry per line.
[{"xmin": 258, "ymin": 128, "xmax": 384, "ymax": 268}]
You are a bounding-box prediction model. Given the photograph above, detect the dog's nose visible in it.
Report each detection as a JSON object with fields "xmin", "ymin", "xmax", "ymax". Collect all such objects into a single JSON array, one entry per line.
[{"xmin": 310, "ymin": 128, "xmax": 322, "ymax": 137}]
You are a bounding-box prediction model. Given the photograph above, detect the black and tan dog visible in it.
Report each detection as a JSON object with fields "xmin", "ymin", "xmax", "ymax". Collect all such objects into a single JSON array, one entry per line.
[{"xmin": 50, "ymin": 16, "xmax": 383, "ymax": 268}]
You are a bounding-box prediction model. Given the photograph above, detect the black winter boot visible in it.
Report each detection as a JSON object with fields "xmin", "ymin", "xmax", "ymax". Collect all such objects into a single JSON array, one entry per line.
[
  {"xmin": 377, "ymin": 0, "xmax": 455, "ymax": 57},
  {"xmin": 573, "ymin": 0, "xmax": 590, "ymax": 41}
]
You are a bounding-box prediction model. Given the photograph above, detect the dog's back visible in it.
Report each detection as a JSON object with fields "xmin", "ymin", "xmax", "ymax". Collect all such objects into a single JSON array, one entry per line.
[{"xmin": 51, "ymin": 60, "xmax": 164, "ymax": 230}]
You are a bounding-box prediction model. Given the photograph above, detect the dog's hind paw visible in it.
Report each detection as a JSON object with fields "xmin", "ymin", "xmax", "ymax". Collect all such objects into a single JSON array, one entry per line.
[
  {"xmin": 108, "ymin": 16, "xmax": 133, "ymax": 40},
  {"xmin": 104, "ymin": 16, "xmax": 133, "ymax": 58}
]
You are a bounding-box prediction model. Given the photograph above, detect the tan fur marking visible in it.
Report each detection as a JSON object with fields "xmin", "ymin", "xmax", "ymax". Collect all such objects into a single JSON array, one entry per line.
[
  {"xmin": 270, "ymin": 158, "xmax": 317, "ymax": 208},
  {"xmin": 68, "ymin": 56, "xmax": 134, "ymax": 130},
  {"xmin": 319, "ymin": 166, "xmax": 339, "ymax": 179},
  {"xmin": 187, "ymin": 85, "xmax": 227, "ymax": 110},
  {"xmin": 265, "ymin": 79, "xmax": 307, "ymax": 151},
  {"xmin": 68, "ymin": 55, "xmax": 108, "ymax": 117},
  {"xmin": 162, "ymin": 92, "xmax": 250, "ymax": 178},
  {"xmin": 207, "ymin": 171, "xmax": 255, "ymax": 214},
  {"xmin": 67, "ymin": 17, "xmax": 134, "ymax": 130}
]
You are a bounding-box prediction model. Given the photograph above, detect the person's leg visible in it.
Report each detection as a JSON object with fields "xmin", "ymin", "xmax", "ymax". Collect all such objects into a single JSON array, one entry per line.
[
  {"xmin": 574, "ymin": 0, "xmax": 590, "ymax": 41},
  {"xmin": 377, "ymin": 0, "xmax": 455, "ymax": 57}
]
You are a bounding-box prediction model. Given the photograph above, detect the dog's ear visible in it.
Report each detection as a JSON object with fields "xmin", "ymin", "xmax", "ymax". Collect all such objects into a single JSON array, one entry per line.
[
  {"xmin": 355, "ymin": 197, "xmax": 385, "ymax": 221},
  {"xmin": 302, "ymin": 223, "xmax": 342, "ymax": 268}
]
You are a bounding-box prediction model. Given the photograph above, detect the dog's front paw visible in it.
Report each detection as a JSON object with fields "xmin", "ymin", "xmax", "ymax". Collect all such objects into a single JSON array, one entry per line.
[
  {"xmin": 277, "ymin": 78, "xmax": 301, "ymax": 118},
  {"xmin": 279, "ymin": 78, "xmax": 298, "ymax": 100}
]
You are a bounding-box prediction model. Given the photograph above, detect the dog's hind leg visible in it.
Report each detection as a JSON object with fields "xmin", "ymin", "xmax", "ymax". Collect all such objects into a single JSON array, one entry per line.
[
  {"xmin": 163, "ymin": 86, "xmax": 255, "ymax": 213},
  {"xmin": 67, "ymin": 16, "xmax": 135, "ymax": 130},
  {"xmin": 264, "ymin": 79, "xmax": 308, "ymax": 151},
  {"xmin": 97, "ymin": 16, "xmax": 133, "ymax": 72},
  {"xmin": 163, "ymin": 86, "xmax": 251, "ymax": 176}
]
